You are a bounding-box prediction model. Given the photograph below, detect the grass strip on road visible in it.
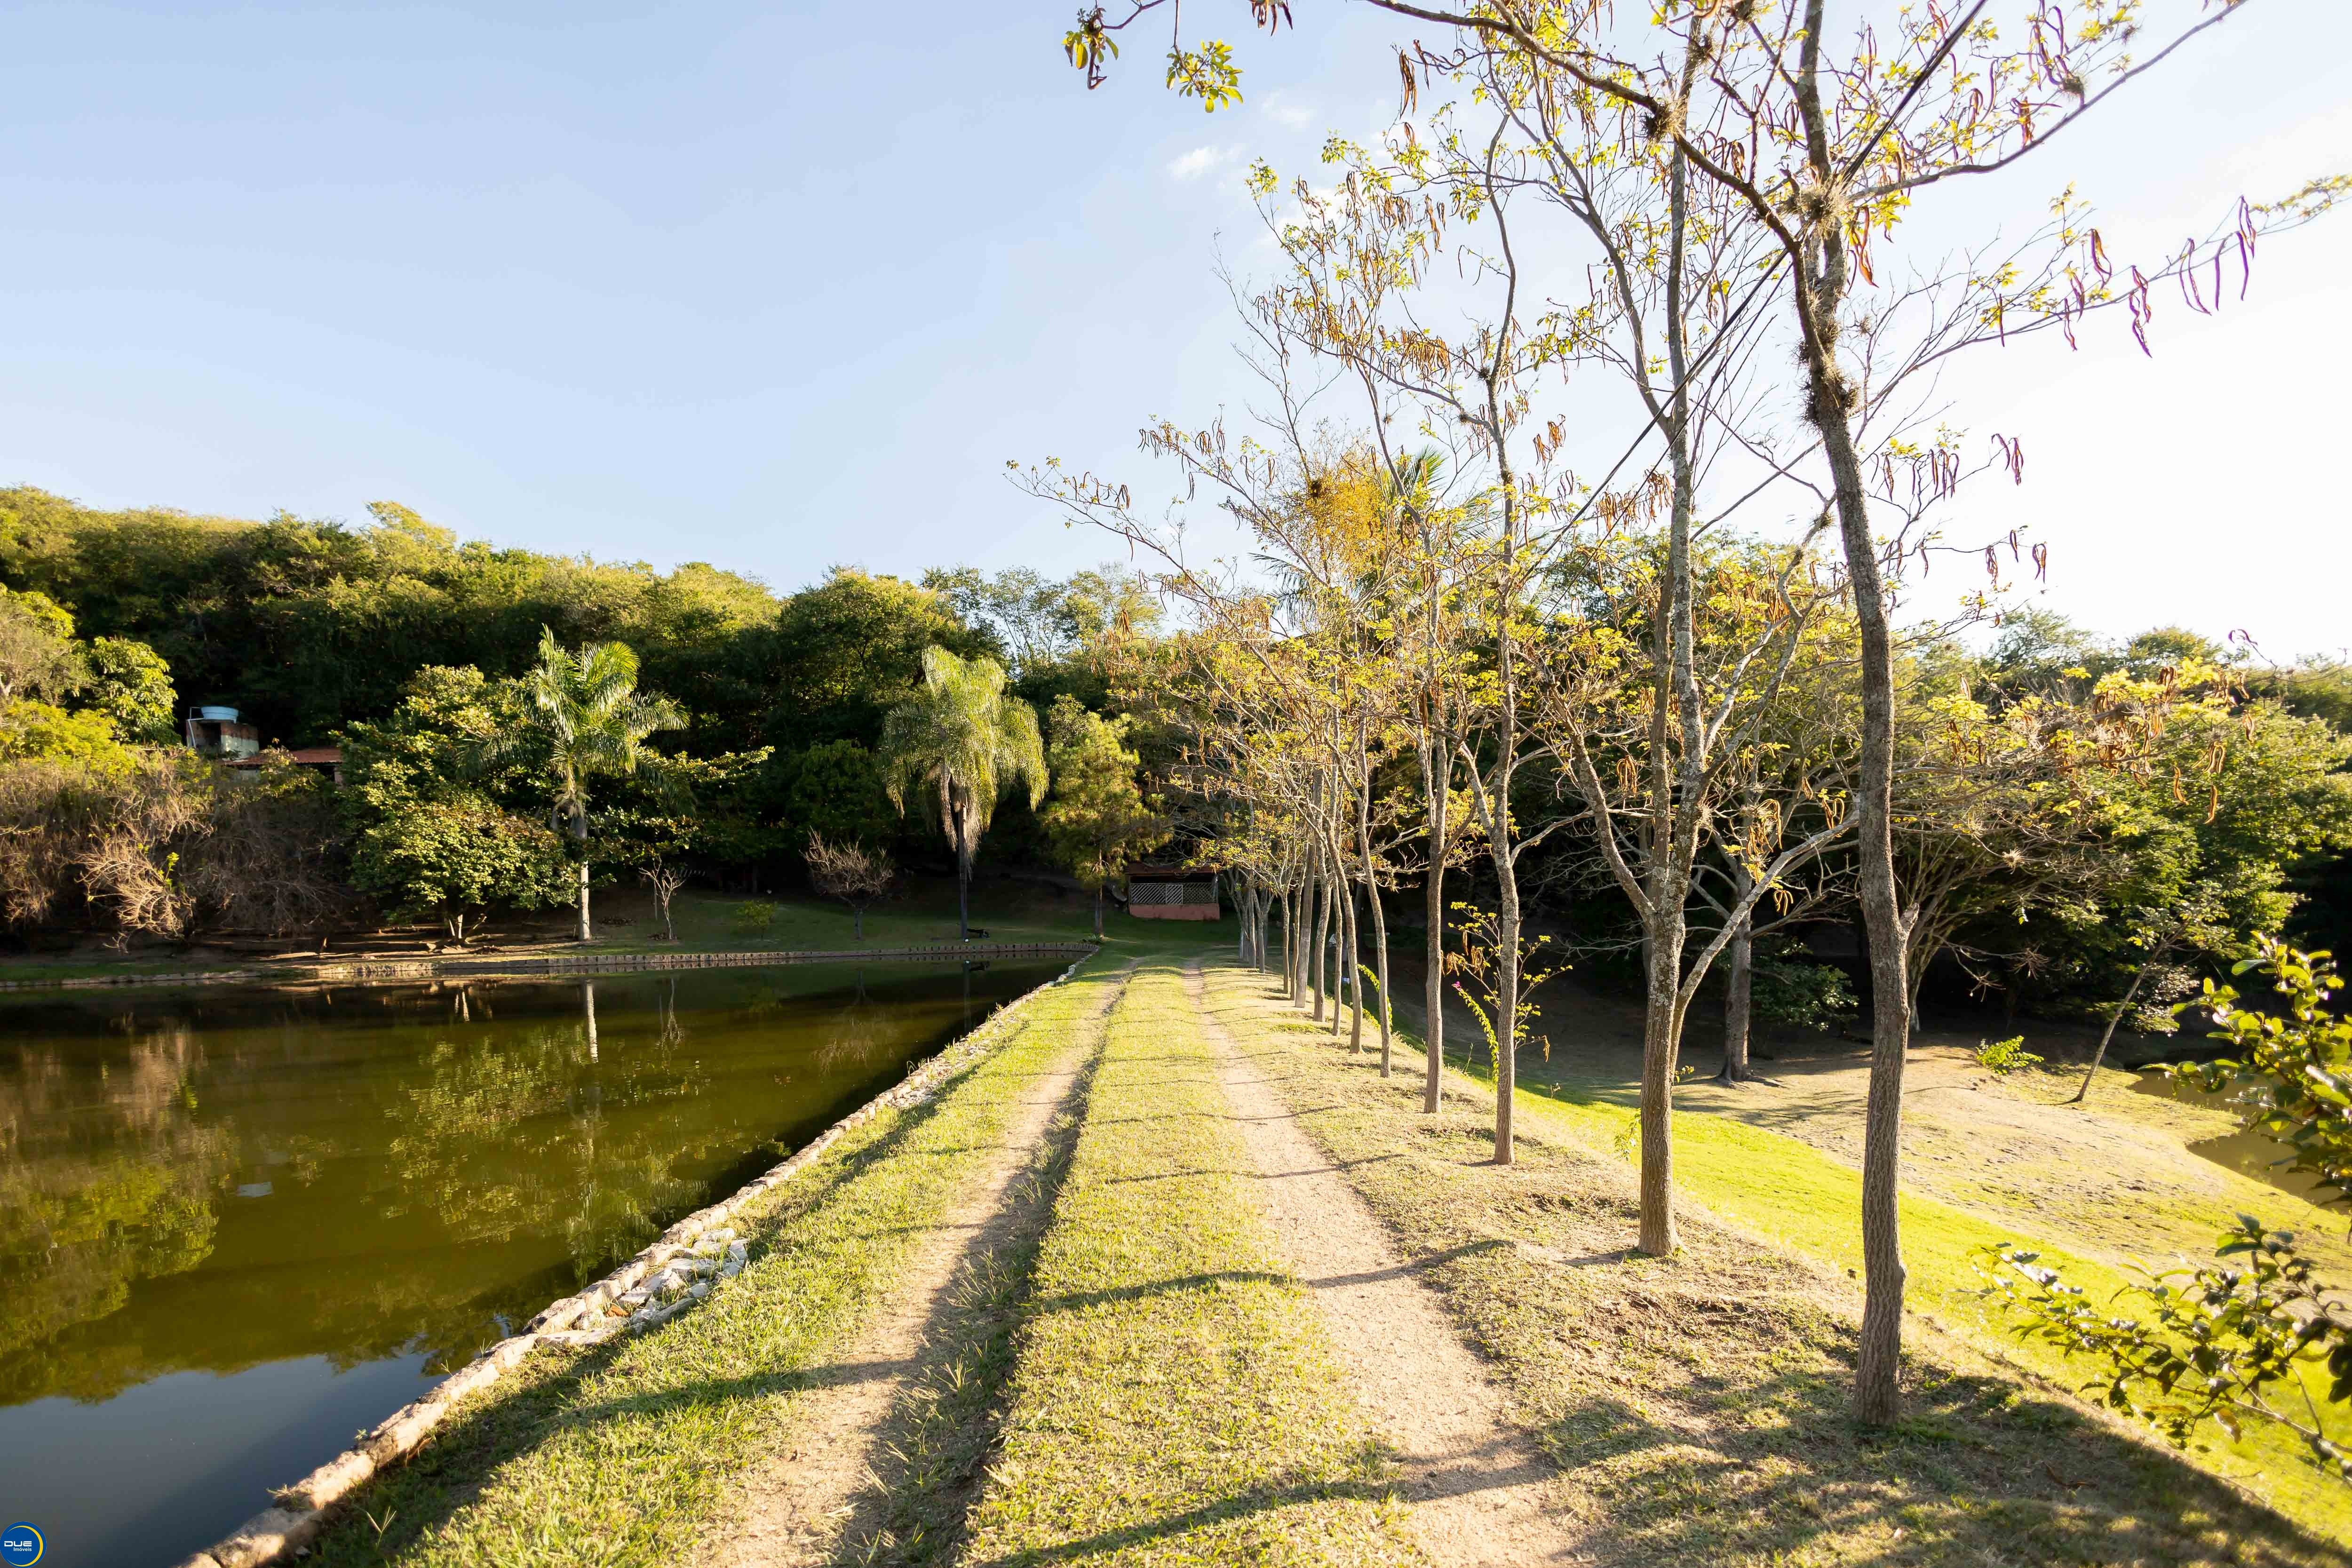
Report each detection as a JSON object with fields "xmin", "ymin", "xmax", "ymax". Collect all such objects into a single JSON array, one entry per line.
[
  {"xmin": 1200, "ymin": 962, "xmax": 2343, "ymax": 1565},
  {"xmin": 959, "ymin": 960, "xmax": 1428, "ymax": 1568},
  {"xmin": 298, "ymin": 956, "xmax": 1130, "ymax": 1568}
]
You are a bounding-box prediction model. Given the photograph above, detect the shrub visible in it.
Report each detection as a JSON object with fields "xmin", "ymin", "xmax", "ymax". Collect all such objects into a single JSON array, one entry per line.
[
  {"xmin": 729, "ymin": 899, "xmax": 778, "ymax": 938},
  {"xmin": 1974, "ymin": 1036, "xmax": 2045, "ymax": 1075},
  {"xmin": 1752, "ymin": 948, "xmax": 1858, "ymax": 1030}
]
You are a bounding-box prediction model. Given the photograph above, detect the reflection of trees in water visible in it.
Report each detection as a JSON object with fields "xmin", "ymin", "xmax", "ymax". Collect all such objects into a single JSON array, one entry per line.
[
  {"xmin": 0, "ymin": 969, "xmax": 1034, "ymax": 1401},
  {"xmin": 814, "ymin": 977, "xmax": 901, "ymax": 1077},
  {"xmin": 0, "ymin": 1024, "xmax": 233, "ymax": 1378},
  {"xmin": 381, "ymin": 986, "xmax": 731, "ymax": 1284}
]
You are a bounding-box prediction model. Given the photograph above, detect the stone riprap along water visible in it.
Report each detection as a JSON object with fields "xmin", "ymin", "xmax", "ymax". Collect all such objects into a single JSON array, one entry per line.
[{"xmin": 0, "ymin": 959, "xmax": 1064, "ymax": 1567}]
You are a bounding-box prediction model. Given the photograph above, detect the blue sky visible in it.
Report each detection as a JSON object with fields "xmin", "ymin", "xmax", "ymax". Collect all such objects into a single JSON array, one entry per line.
[{"xmin": 2, "ymin": 2, "xmax": 2347, "ymax": 653}]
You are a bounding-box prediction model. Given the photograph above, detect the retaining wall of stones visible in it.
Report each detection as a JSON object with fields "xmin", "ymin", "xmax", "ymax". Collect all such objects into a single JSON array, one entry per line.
[{"xmin": 169, "ymin": 947, "xmax": 1102, "ymax": 1568}]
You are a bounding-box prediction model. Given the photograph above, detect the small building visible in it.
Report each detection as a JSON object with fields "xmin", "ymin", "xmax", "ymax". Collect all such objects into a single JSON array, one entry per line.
[
  {"xmin": 1126, "ymin": 866, "xmax": 1221, "ymax": 921},
  {"xmin": 224, "ymin": 746, "xmax": 344, "ymax": 787},
  {"xmin": 185, "ymin": 706, "xmax": 261, "ymax": 760}
]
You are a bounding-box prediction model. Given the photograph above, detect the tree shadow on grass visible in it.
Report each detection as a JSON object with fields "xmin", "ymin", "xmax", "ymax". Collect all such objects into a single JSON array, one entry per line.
[{"xmin": 1532, "ymin": 1344, "xmax": 2336, "ymax": 1567}]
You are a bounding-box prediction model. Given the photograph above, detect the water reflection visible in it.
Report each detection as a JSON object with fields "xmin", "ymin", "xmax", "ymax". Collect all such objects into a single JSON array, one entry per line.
[
  {"xmin": 2130, "ymin": 1069, "xmax": 2335, "ymax": 1203},
  {"xmin": 0, "ymin": 960, "xmax": 1057, "ymax": 1565}
]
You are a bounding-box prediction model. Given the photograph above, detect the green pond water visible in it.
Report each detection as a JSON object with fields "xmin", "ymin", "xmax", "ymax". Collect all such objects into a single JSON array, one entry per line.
[
  {"xmin": 0, "ymin": 959, "xmax": 1060, "ymax": 1567},
  {"xmin": 2129, "ymin": 1068, "xmax": 2335, "ymax": 1202}
]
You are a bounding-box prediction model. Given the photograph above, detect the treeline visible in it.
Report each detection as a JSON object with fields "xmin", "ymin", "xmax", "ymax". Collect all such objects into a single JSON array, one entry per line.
[{"xmin": 0, "ymin": 487, "xmax": 1161, "ymax": 898}]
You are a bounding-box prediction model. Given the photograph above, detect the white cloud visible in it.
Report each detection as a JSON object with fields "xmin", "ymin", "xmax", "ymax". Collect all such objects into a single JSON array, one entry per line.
[
  {"xmin": 1259, "ymin": 91, "xmax": 1314, "ymax": 130},
  {"xmin": 1167, "ymin": 144, "xmax": 1240, "ymax": 182}
]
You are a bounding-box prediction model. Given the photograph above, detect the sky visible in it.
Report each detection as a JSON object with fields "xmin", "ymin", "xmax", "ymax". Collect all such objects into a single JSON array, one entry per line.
[{"xmin": 1, "ymin": 2, "xmax": 2346, "ymax": 655}]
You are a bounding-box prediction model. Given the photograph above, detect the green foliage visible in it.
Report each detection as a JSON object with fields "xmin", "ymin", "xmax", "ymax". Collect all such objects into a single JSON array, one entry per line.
[
  {"xmin": 769, "ymin": 739, "xmax": 896, "ymax": 855},
  {"xmin": 1973, "ymin": 1036, "xmax": 2044, "ymax": 1076},
  {"xmin": 1750, "ymin": 947, "xmax": 1858, "ymax": 1030},
  {"xmin": 880, "ymin": 646, "xmax": 1047, "ymax": 880},
  {"xmin": 0, "ymin": 700, "xmax": 138, "ymax": 768},
  {"xmin": 728, "ymin": 900, "xmax": 778, "ymax": 937},
  {"xmin": 1038, "ymin": 694, "xmax": 1167, "ymax": 894},
  {"xmin": 0, "ymin": 487, "xmax": 783, "ymax": 747},
  {"xmin": 341, "ymin": 666, "xmax": 568, "ymax": 940},
  {"xmin": 1982, "ymin": 1222, "xmax": 2349, "ymax": 1482},
  {"xmin": 2175, "ymin": 939, "xmax": 2352, "ymax": 1205},
  {"xmin": 83, "ymin": 636, "xmax": 177, "ymax": 743},
  {"xmin": 763, "ymin": 569, "xmax": 989, "ymax": 751},
  {"xmin": 1981, "ymin": 939, "xmax": 2352, "ymax": 1480},
  {"xmin": 349, "ymin": 796, "xmax": 569, "ymax": 942},
  {"xmin": 0, "ymin": 583, "xmax": 87, "ymax": 707}
]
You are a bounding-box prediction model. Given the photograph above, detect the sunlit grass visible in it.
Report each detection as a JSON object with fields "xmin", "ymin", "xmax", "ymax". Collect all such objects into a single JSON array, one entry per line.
[
  {"xmin": 1261, "ymin": 969, "xmax": 2349, "ymax": 1555},
  {"xmin": 959, "ymin": 960, "xmax": 1427, "ymax": 1568}
]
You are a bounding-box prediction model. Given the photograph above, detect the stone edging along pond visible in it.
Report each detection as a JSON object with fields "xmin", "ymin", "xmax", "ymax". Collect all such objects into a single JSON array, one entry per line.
[
  {"xmin": 0, "ymin": 941, "xmax": 1098, "ymax": 994},
  {"xmin": 170, "ymin": 946, "xmax": 1103, "ymax": 1568}
]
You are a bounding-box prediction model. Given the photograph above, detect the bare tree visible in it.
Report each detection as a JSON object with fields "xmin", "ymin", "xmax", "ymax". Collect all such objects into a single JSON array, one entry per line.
[
  {"xmin": 640, "ymin": 860, "xmax": 690, "ymax": 943},
  {"xmin": 804, "ymin": 831, "xmax": 897, "ymax": 941}
]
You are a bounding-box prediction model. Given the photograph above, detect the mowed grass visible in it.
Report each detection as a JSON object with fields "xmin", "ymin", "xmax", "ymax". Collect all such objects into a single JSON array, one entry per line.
[
  {"xmin": 298, "ymin": 955, "xmax": 1130, "ymax": 1568},
  {"xmin": 958, "ymin": 961, "xmax": 1428, "ymax": 1568},
  {"xmin": 1200, "ymin": 963, "xmax": 2344, "ymax": 1565},
  {"xmin": 1500, "ymin": 1047, "xmax": 2352, "ymax": 1539}
]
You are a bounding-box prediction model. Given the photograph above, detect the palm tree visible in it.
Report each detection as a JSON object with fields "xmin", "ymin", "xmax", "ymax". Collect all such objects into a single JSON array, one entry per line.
[
  {"xmin": 879, "ymin": 646, "xmax": 1047, "ymax": 941},
  {"xmin": 492, "ymin": 629, "xmax": 685, "ymax": 942}
]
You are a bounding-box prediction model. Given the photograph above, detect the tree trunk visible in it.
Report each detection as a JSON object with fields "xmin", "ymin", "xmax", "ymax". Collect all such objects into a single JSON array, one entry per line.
[
  {"xmin": 1094, "ymin": 883, "xmax": 1104, "ymax": 940},
  {"xmin": 1281, "ymin": 891, "xmax": 1297, "ymax": 997},
  {"xmin": 2073, "ymin": 955, "xmax": 2153, "ymax": 1103},
  {"xmin": 1355, "ymin": 727, "xmax": 1391, "ymax": 1075},
  {"xmin": 1788, "ymin": 0, "xmax": 1912, "ymax": 1421},
  {"xmin": 1344, "ymin": 876, "xmax": 1364, "ymax": 1051},
  {"xmin": 1719, "ymin": 914, "xmax": 1755, "ymax": 1084},
  {"xmin": 1422, "ymin": 740, "xmax": 1447, "ymax": 1112},
  {"xmin": 1637, "ymin": 915, "xmax": 1686, "ymax": 1255},
  {"xmin": 572, "ymin": 812, "xmax": 593, "ymax": 942},
  {"xmin": 855, "ymin": 905, "xmax": 866, "ymax": 941},
  {"xmin": 1312, "ymin": 873, "xmax": 1330, "ymax": 1021},
  {"xmin": 1494, "ymin": 864, "xmax": 1521, "ymax": 1166},
  {"xmin": 955, "ymin": 816, "xmax": 973, "ymax": 942}
]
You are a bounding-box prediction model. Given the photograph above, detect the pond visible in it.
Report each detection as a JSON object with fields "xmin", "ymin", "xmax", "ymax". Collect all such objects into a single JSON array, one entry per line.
[
  {"xmin": 0, "ymin": 958, "xmax": 1062, "ymax": 1567},
  {"xmin": 2129, "ymin": 1068, "xmax": 2335, "ymax": 1203}
]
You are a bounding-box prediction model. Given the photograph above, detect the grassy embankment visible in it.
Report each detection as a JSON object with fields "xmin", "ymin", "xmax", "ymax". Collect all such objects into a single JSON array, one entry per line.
[
  {"xmin": 298, "ymin": 950, "xmax": 1130, "ymax": 1567},
  {"xmin": 1205, "ymin": 963, "xmax": 2348, "ymax": 1559},
  {"xmin": 956, "ymin": 958, "xmax": 1426, "ymax": 1566}
]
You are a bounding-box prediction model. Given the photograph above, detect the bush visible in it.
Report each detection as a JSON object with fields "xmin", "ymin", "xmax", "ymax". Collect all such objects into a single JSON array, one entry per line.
[
  {"xmin": 729, "ymin": 899, "xmax": 778, "ymax": 938},
  {"xmin": 1974, "ymin": 1035, "xmax": 2045, "ymax": 1075},
  {"xmin": 1751, "ymin": 948, "xmax": 1858, "ymax": 1030}
]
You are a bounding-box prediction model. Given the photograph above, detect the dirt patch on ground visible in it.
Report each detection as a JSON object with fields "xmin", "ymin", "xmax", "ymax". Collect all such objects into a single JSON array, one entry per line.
[{"xmin": 1186, "ymin": 961, "xmax": 1577, "ymax": 1566}]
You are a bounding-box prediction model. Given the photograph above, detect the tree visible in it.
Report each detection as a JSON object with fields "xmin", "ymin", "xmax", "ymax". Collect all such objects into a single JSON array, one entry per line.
[
  {"xmin": 775, "ymin": 739, "xmax": 897, "ymax": 852},
  {"xmin": 350, "ymin": 795, "xmax": 569, "ymax": 946},
  {"xmin": 0, "ymin": 587, "xmax": 85, "ymax": 709},
  {"xmin": 1063, "ymin": 0, "xmax": 2340, "ymax": 1430},
  {"xmin": 803, "ymin": 831, "xmax": 898, "ymax": 940},
  {"xmin": 765, "ymin": 568, "xmax": 991, "ymax": 749},
  {"xmin": 495, "ymin": 628, "xmax": 686, "ymax": 942},
  {"xmin": 82, "ymin": 637, "xmax": 177, "ymax": 744},
  {"xmin": 879, "ymin": 646, "xmax": 1048, "ymax": 940},
  {"xmin": 1040, "ymin": 694, "xmax": 1168, "ymax": 938}
]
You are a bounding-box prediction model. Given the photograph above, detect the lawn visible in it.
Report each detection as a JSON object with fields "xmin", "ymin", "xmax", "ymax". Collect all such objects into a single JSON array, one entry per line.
[
  {"xmin": 958, "ymin": 958, "xmax": 1427, "ymax": 1568},
  {"xmin": 295, "ymin": 950, "xmax": 1133, "ymax": 1568}
]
